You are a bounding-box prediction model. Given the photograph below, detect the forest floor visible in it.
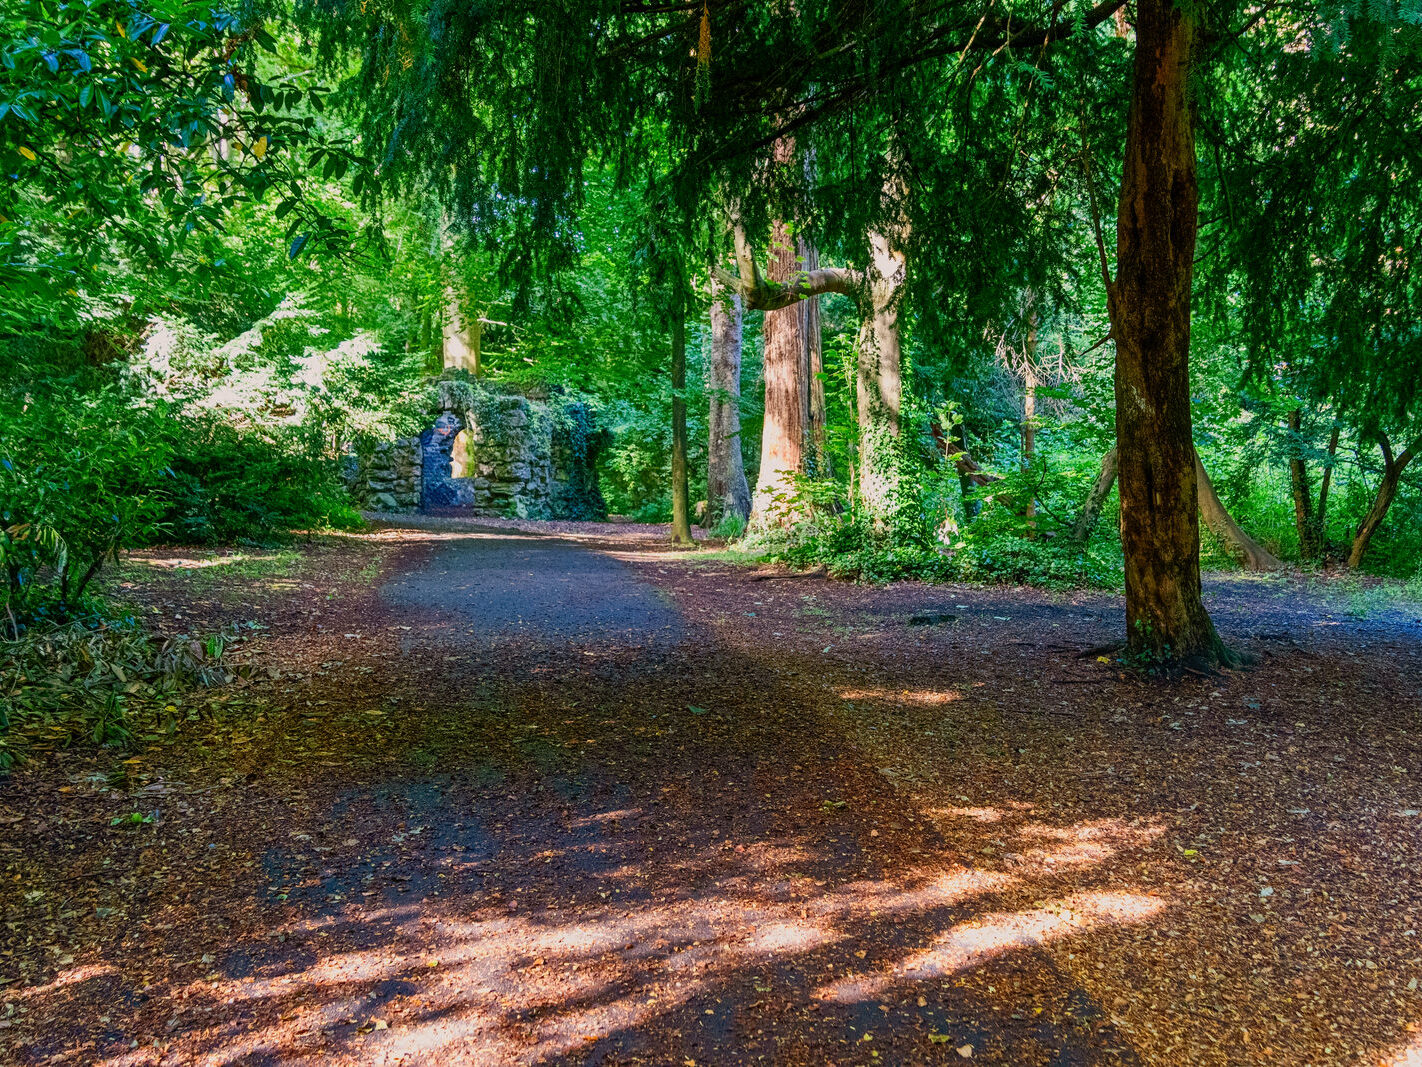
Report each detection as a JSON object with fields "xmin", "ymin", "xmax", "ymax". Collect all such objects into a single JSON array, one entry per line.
[{"xmin": 2, "ymin": 516, "xmax": 1421, "ymax": 1066}]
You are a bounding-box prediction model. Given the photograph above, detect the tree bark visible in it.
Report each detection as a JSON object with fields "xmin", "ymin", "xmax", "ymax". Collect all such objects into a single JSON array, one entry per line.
[
  {"xmin": 442, "ymin": 289, "xmax": 480, "ymax": 375},
  {"xmin": 801, "ymin": 240, "xmax": 829, "ymax": 476},
  {"xmin": 706, "ymin": 282, "xmax": 751, "ymax": 526},
  {"xmin": 1347, "ymin": 434, "xmax": 1420, "ymax": 568},
  {"xmin": 670, "ymin": 285, "xmax": 694, "ymax": 545},
  {"xmin": 855, "ymin": 227, "xmax": 905, "ymax": 519},
  {"xmin": 1021, "ymin": 332, "xmax": 1038, "ymax": 531},
  {"xmin": 1110, "ymin": 0, "xmax": 1227, "ymax": 662},
  {"xmin": 717, "ymin": 217, "xmax": 900, "ymax": 519},
  {"xmin": 1287, "ymin": 408, "xmax": 1316, "ymax": 558},
  {"xmin": 1315, "ymin": 423, "xmax": 1340, "ymax": 551},
  {"xmin": 753, "ymin": 221, "xmax": 812, "ymax": 520},
  {"xmin": 1196, "ymin": 455, "xmax": 1283, "ymax": 572},
  {"xmin": 1071, "ymin": 447, "xmax": 1119, "ymax": 543}
]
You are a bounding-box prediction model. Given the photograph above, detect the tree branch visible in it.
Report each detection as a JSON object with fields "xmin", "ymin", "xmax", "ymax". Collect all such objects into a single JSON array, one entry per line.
[{"xmin": 716, "ymin": 222, "xmax": 864, "ymax": 310}]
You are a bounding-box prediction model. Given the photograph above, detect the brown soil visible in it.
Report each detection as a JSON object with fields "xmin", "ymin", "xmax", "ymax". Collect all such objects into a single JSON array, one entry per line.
[{"xmin": 2, "ymin": 519, "xmax": 1420, "ymax": 1066}]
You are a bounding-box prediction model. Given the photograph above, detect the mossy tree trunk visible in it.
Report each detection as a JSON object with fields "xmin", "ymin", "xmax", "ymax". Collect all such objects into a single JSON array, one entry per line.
[
  {"xmin": 707, "ymin": 281, "xmax": 751, "ymax": 525},
  {"xmin": 1287, "ymin": 408, "xmax": 1317, "ymax": 558},
  {"xmin": 854, "ymin": 227, "xmax": 905, "ymax": 521},
  {"xmin": 670, "ymin": 284, "xmax": 694, "ymax": 545}
]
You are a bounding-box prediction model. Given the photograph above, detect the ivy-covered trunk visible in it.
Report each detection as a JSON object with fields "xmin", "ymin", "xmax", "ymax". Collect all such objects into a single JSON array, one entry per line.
[
  {"xmin": 801, "ymin": 240, "xmax": 829, "ymax": 476},
  {"xmin": 855, "ymin": 228, "xmax": 904, "ymax": 520},
  {"xmin": 707, "ymin": 282, "xmax": 751, "ymax": 525},
  {"xmin": 1110, "ymin": 0, "xmax": 1228, "ymax": 663},
  {"xmin": 670, "ymin": 285, "xmax": 693, "ymax": 545},
  {"xmin": 1287, "ymin": 408, "xmax": 1317, "ymax": 557}
]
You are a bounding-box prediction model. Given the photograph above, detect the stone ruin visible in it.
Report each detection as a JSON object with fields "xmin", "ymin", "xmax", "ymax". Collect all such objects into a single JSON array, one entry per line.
[{"xmin": 344, "ymin": 378, "xmax": 608, "ymax": 520}]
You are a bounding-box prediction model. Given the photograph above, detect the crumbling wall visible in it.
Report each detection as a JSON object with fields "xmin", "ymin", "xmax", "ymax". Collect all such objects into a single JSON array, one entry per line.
[
  {"xmin": 347, "ymin": 377, "xmax": 605, "ymax": 519},
  {"xmin": 343, "ymin": 437, "xmax": 422, "ymax": 512}
]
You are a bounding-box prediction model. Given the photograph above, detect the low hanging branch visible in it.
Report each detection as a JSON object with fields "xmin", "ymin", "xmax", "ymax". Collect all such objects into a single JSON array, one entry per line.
[{"xmin": 714, "ymin": 223, "xmax": 864, "ymax": 311}]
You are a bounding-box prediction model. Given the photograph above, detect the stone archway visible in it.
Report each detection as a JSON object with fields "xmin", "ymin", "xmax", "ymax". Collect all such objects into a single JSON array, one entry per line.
[{"xmin": 420, "ymin": 412, "xmax": 476, "ymax": 508}]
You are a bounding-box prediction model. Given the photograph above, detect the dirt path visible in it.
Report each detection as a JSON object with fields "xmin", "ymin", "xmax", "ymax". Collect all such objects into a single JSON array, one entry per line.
[{"xmin": 2, "ymin": 520, "xmax": 1421, "ymax": 1066}]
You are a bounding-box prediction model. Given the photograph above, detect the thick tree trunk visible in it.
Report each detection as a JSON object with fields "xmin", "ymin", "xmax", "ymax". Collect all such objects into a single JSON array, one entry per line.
[
  {"xmin": 1315, "ymin": 423, "xmax": 1340, "ymax": 551},
  {"xmin": 1196, "ymin": 455, "xmax": 1283, "ymax": 572},
  {"xmin": 855, "ymin": 228, "xmax": 905, "ymax": 519},
  {"xmin": 1071, "ymin": 447, "xmax": 1119, "ymax": 543},
  {"xmin": 1347, "ymin": 435, "xmax": 1419, "ymax": 569},
  {"xmin": 670, "ymin": 287, "xmax": 693, "ymax": 545},
  {"xmin": 1287, "ymin": 408, "xmax": 1316, "ymax": 558},
  {"xmin": 753, "ymin": 221, "xmax": 812, "ymax": 520},
  {"xmin": 706, "ymin": 283, "xmax": 751, "ymax": 526},
  {"xmin": 1110, "ymin": 0, "xmax": 1227, "ymax": 663}
]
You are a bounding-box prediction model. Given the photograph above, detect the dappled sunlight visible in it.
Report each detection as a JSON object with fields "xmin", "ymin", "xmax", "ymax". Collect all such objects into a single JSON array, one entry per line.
[
  {"xmin": 1009, "ymin": 817, "xmax": 1167, "ymax": 871},
  {"xmin": 119, "ymin": 553, "xmax": 284, "ymax": 571},
  {"xmin": 819, "ymin": 890, "xmax": 1167, "ymax": 1003},
  {"xmin": 931, "ymin": 804, "xmax": 1009, "ymax": 822},
  {"xmin": 839, "ymin": 686, "xmax": 964, "ymax": 705},
  {"xmin": 8, "ymin": 963, "xmax": 119, "ymax": 1001},
  {"xmin": 1388, "ymin": 1031, "xmax": 1422, "ymax": 1067},
  {"xmin": 87, "ymin": 811, "xmax": 1181, "ymax": 1066}
]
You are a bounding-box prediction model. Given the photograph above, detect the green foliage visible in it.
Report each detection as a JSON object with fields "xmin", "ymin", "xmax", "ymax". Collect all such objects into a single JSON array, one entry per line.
[
  {"xmin": 164, "ymin": 417, "xmax": 361, "ymax": 544},
  {"xmin": 0, "ymin": 0, "xmax": 363, "ymax": 331},
  {"xmin": 0, "ymin": 368, "xmax": 359, "ymax": 632},
  {"xmin": 0, "ymin": 386, "xmax": 173, "ymax": 621}
]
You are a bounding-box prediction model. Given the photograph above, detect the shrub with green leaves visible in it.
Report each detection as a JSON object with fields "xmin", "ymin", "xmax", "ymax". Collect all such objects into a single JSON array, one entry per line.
[{"xmin": 0, "ymin": 385, "xmax": 174, "ymax": 626}]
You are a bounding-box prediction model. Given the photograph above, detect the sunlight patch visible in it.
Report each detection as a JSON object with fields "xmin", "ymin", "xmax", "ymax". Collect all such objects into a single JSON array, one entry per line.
[{"xmin": 818, "ymin": 890, "xmax": 1167, "ymax": 1003}]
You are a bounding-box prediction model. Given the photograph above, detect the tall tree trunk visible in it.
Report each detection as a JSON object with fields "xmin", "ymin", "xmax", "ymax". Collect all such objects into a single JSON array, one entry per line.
[
  {"xmin": 855, "ymin": 227, "xmax": 905, "ymax": 519},
  {"xmin": 1287, "ymin": 408, "xmax": 1316, "ymax": 558},
  {"xmin": 706, "ymin": 282, "xmax": 751, "ymax": 525},
  {"xmin": 1196, "ymin": 455, "xmax": 1283, "ymax": 572},
  {"xmin": 800, "ymin": 241, "xmax": 829, "ymax": 476},
  {"xmin": 752, "ymin": 221, "xmax": 811, "ymax": 521},
  {"xmin": 1315, "ymin": 423, "xmax": 1340, "ymax": 552},
  {"xmin": 1021, "ymin": 312, "xmax": 1039, "ymax": 530},
  {"xmin": 442, "ymin": 289, "xmax": 480, "ymax": 374},
  {"xmin": 1071, "ymin": 446, "xmax": 1119, "ymax": 543},
  {"xmin": 1347, "ymin": 434, "xmax": 1420, "ymax": 569},
  {"xmin": 670, "ymin": 286, "xmax": 694, "ymax": 545},
  {"xmin": 1110, "ymin": 0, "xmax": 1227, "ymax": 663}
]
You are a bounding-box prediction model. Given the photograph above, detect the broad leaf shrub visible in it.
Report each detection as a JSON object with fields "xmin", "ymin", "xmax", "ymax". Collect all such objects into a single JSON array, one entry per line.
[
  {"xmin": 0, "ymin": 387, "xmax": 172, "ymax": 624},
  {"xmin": 164, "ymin": 417, "xmax": 361, "ymax": 544},
  {"xmin": 0, "ymin": 379, "xmax": 359, "ymax": 626}
]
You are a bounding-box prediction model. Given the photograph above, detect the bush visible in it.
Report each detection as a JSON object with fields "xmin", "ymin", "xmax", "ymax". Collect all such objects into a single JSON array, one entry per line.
[
  {"xmin": 752, "ymin": 462, "xmax": 1122, "ymax": 590},
  {"xmin": 0, "ymin": 386, "xmax": 174, "ymax": 626},
  {"xmin": 0, "ymin": 379, "xmax": 360, "ymax": 633},
  {"xmin": 163, "ymin": 415, "xmax": 361, "ymax": 544}
]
